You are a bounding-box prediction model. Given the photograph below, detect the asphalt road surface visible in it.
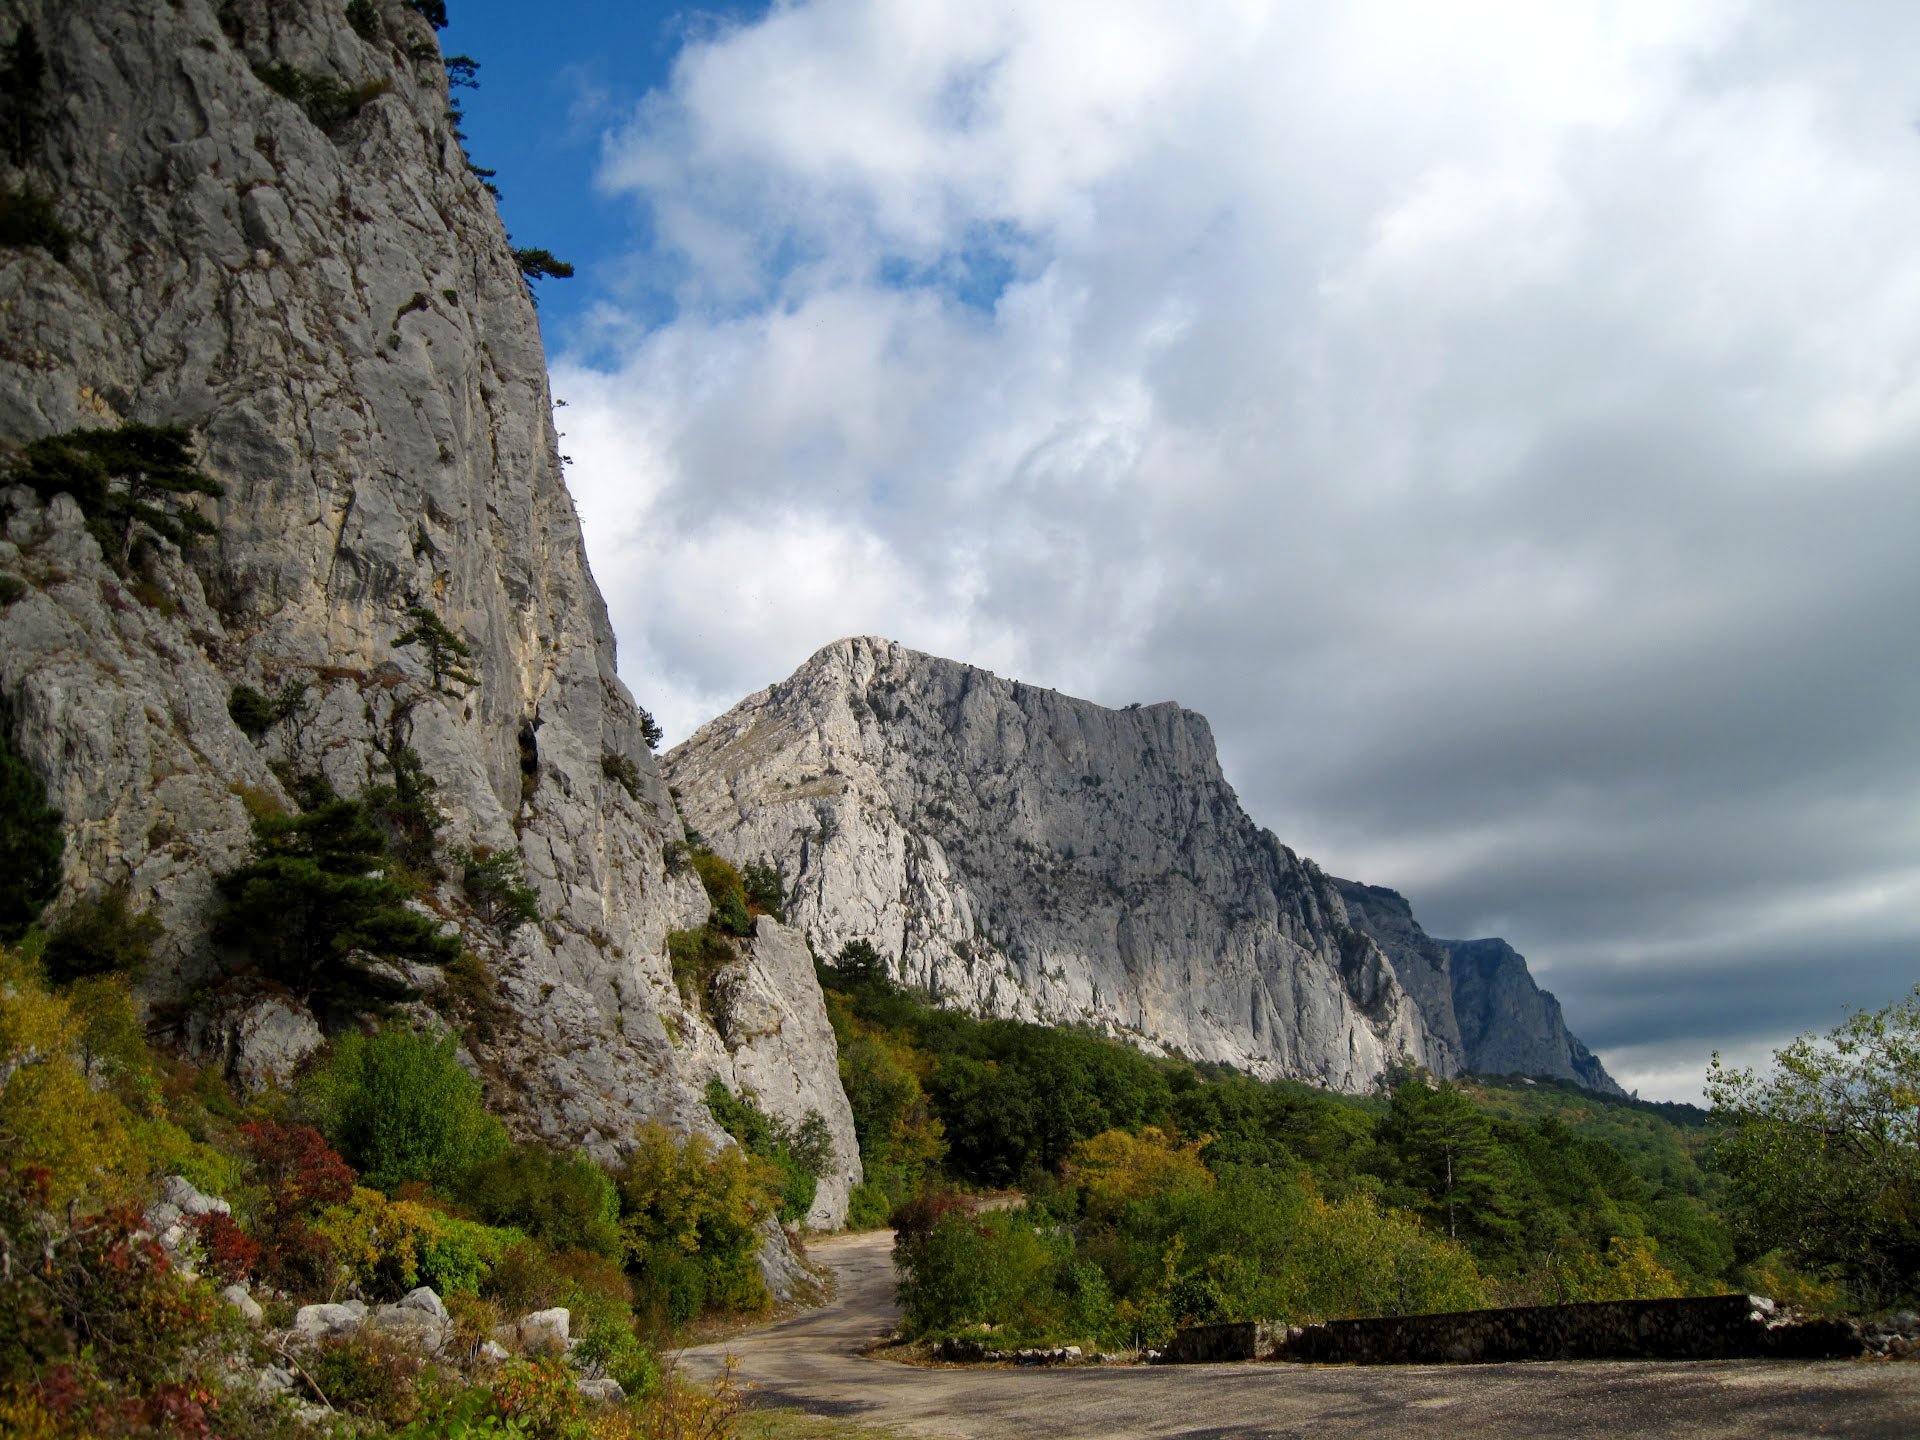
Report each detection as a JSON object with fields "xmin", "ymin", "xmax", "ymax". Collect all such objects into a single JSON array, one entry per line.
[{"xmin": 679, "ymin": 1230, "xmax": 1920, "ymax": 1439}]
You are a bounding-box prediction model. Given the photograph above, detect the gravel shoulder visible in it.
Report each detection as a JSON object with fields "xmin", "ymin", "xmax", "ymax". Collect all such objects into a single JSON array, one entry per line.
[{"xmin": 679, "ymin": 1230, "xmax": 1920, "ymax": 1439}]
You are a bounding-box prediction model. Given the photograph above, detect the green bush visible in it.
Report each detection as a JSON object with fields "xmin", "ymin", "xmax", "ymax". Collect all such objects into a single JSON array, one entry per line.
[
  {"xmin": 0, "ymin": 184, "xmax": 69, "ymax": 262},
  {"xmin": 0, "ymin": 730, "xmax": 62, "ymax": 941},
  {"xmin": 845, "ymin": 1180, "xmax": 895, "ymax": 1230},
  {"xmin": 601, "ymin": 751, "xmax": 641, "ymax": 799},
  {"xmin": 704, "ymin": 1078, "xmax": 833, "ymax": 1224},
  {"xmin": 7, "ymin": 424, "xmax": 223, "ymax": 575},
  {"xmin": 0, "ymin": 574, "xmax": 24, "ymax": 606},
  {"xmin": 459, "ymin": 846, "xmax": 540, "ymax": 935},
  {"xmin": 742, "ymin": 861, "xmax": 785, "ymax": 920},
  {"xmin": 895, "ymin": 1207, "xmax": 1066, "ymax": 1341},
  {"xmin": 301, "ymin": 1026, "xmax": 507, "ymax": 1192},
  {"xmin": 345, "ymin": 0, "xmax": 383, "ymax": 42},
  {"xmin": 667, "ymin": 924, "xmax": 734, "ymax": 1013},
  {"xmin": 214, "ymin": 791, "xmax": 460, "ymax": 1003},
  {"xmin": 227, "ymin": 679, "xmax": 307, "ymax": 739},
  {"xmin": 42, "ymin": 887, "xmax": 163, "ymax": 985},
  {"xmin": 254, "ymin": 62, "xmax": 392, "ymax": 134},
  {"xmin": 617, "ymin": 1122, "xmax": 774, "ymax": 1326},
  {"xmin": 691, "ymin": 849, "xmax": 753, "ymax": 937},
  {"xmin": 465, "ymin": 1141, "xmax": 622, "ymax": 1258}
]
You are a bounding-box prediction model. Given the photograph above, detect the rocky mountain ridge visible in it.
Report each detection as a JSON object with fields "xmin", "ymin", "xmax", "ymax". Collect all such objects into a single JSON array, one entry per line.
[
  {"xmin": 667, "ymin": 637, "xmax": 1620, "ymax": 1095},
  {"xmin": 0, "ymin": 0, "xmax": 857, "ymax": 1234}
]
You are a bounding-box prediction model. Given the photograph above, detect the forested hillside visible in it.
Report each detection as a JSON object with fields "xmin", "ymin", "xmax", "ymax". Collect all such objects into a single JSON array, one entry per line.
[{"xmin": 815, "ymin": 943, "xmax": 1747, "ymax": 1351}]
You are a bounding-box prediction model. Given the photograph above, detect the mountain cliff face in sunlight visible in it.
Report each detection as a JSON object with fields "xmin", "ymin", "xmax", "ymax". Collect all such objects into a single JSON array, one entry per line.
[{"xmin": 667, "ymin": 636, "xmax": 1619, "ymax": 1094}]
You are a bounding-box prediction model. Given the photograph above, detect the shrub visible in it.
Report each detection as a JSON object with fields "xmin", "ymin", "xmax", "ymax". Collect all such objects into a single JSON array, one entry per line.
[
  {"xmin": 307, "ymin": 1332, "xmax": 426, "ymax": 1427},
  {"xmin": 895, "ymin": 1207, "xmax": 1065, "ymax": 1340},
  {"xmin": 189, "ymin": 1211, "xmax": 263, "ymax": 1285},
  {"xmin": 367, "ymin": 742, "xmax": 445, "ymax": 875},
  {"xmin": 460, "ymin": 846, "xmax": 540, "ymax": 935},
  {"xmin": 1068, "ymin": 1127, "xmax": 1213, "ymax": 1223},
  {"xmin": 317, "ymin": 1187, "xmax": 520, "ymax": 1298},
  {"xmin": 227, "ymin": 678, "xmax": 307, "ymax": 739},
  {"xmin": 1, "ymin": 24, "xmax": 49, "ymax": 165},
  {"xmin": 7, "ymin": 424, "xmax": 222, "ymax": 575},
  {"xmin": 465, "ymin": 1142, "xmax": 622, "ymax": 1258},
  {"xmin": 241, "ymin": 1119, "xmax": 358, "ymax": 1291},
  {"xmin": 395, "ymin": 604, "xmax": 478, "ymax": 695},
  {"xmin": 636, "ymin": 706, "xmax": 663, "ymax": 751},
  {"xmin": 254, "ymin": 63, "xmax": 391, "ymax": 134},
  {"xmin": 690, "ymin": 850, "xmax": 752, "ymax": 937},
  {"xmin": 214, "ymin": 793, "xmax": 461, "ymax": 1003},
  {"xmin": 666, "ymin": 925, "xmax": 733, "ymax": 1012},
  {"xmin": 0, "ymin": 732, "xmax": 62, "ymax": 941},
  {"xmin": 704, "ymin": 1079, "xmax": 833, "ymax": 1224},
  {"xmin": 345, "ymin": 0, "xmax": 383, "ymax": 42},
  {"xmin": 742, "ymin": 861, "xmax": 785, "ymax": 920},
  {"xmin": 303, "ymin": 1027, "xmax": 507, "ymax": 1193},
  {"xmin": 845, "ymin": 1180, "xmax": 894, "ymax": 1230},
  {"xmin": 406, "ymin": 0, "xmax": 449, "ymax": 28},
  {"xmin": 0, "ymin": 185, "xmax": 69, "ymax": 262},
  {"xmin": 617, "ymin": 1123, "xmax": 774, "ymax": 1325},
  {"xmin": 0, "ymin": 950, "xmax": 140, "ymax": 1208},
  {"xmin": 42, "ymin": 888, "xmax": 162, "ymax": 985},
  {"xmin": 601, "ymin": 751, "xmax": 641, "ymax": 799},
  {"xmin": 0, "ymin": 573, "xmax": 24, "ymax": 606}
]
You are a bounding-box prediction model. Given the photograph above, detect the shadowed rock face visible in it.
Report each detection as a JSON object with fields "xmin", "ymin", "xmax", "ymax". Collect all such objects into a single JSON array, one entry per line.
[
  {"xmin": 0, "ymin": 0, "xmax": 856, "ymax": 1230},
  {"xmin": 667, "ymin": 637, "xmax": 1447, "ymax": 1091},
  {"xmin": 669, "ymin": 637, "xmax": 1620, "ymax": 1096},
  {"xmin": 1333, "ymin": 883, "xmax": 1622, "ymax": 1094}
]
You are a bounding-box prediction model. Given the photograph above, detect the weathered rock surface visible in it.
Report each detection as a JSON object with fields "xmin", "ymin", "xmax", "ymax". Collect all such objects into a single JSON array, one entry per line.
[
  {"xmin": 668, "ymin": 638, "xmax": 1444, "ymax": 1090},
  {"xmin": 0, "ymin": 0, "xmax": 853, "ymax": 1238},
  {"xmin": 668, "ymin": 637, "xmax": 1617, "ymax": 1094},
  {"xmin": 1334, "ymin": 882, "xmax": 1623, "ymax": 1094}
]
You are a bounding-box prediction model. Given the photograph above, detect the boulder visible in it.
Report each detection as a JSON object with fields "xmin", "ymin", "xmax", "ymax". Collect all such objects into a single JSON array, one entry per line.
[
  {"xmin": 221, "ymin": 1284, "xmax": 264, "ymax": 1325},
  {"xmin": 576, "ymin": 1377, "xmax": 627, "ymax": 1403},
  {"xmin": 495, "ymin": 1307, "xmax": 570, "ymax": 1354},
  {"xmin": 293, "ymin": 1301, "xmax": 368, "ymax": 1341}
]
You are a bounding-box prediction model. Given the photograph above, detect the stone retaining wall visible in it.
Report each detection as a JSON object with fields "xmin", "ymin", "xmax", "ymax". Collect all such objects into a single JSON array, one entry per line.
[{"xmin": 1272, "ymin": 1295, "xmax": 1861, "ymax": 1365}]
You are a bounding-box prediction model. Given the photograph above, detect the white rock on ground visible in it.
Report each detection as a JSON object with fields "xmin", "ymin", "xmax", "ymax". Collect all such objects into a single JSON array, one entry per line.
[{"xmin": 292, "ymin": 1300, "xmax": 367, "ymax": 1341}]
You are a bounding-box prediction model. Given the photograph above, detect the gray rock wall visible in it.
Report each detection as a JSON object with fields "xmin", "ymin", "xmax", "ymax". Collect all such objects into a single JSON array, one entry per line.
[
  {"xmin": 667, "ymin": 637, "xmax": 1451, "ymax": 1092},
  {"xmin": 1334, "ymin": 882, "xmax": 1622, "ymax": 1094},
  {"xmin": 1275, "ymin": 1295, "xmax": 1862, "ymax": 1364},
  {"xmin": 0, "ymin": 0, "xmax": 855, "ymax": 1228}
]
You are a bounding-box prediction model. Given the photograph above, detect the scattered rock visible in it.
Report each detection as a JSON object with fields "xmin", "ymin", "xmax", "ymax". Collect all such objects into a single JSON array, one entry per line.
[
  {"xmin": 575, "ymin": 1377, "xmax": 627, "ymax": 1403},
  {"xmin": 293, "ymin": 1300, "xmax": 368, "ymax": 1341},
  {"xmin": 221, "ymin": 1284, "xmax": 264, "ymax": 1325},
  {"xmin": 495, "ymin": 1307, "xmax": 570, "ymax": 1354}
]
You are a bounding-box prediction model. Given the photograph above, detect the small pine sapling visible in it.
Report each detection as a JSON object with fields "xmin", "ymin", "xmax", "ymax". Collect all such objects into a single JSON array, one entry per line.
[{"xmin": 394, "ymin": 603, "xmax": 478, "ymax": 694}]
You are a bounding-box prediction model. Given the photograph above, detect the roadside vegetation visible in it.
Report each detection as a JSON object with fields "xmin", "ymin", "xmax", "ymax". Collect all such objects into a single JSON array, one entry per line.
[{"xmin": 814, "ymin": 944, "xmax": 1914, "ymax": 1354}]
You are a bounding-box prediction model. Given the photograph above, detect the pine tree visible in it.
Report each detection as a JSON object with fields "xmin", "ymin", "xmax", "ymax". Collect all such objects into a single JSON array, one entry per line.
[
  {"xmin": 10, "ymin": 424, "xmax": 224, "ymax": 573},
  {"xmin": 394, "ymin": 604, "xmax": 478, "ymax": 695}
]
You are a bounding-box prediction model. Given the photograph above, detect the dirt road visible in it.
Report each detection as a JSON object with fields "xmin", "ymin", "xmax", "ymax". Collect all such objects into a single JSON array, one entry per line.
[{"xmin": 678, "ymin": 1230, "xmax": 1920, "ymax": 1439}]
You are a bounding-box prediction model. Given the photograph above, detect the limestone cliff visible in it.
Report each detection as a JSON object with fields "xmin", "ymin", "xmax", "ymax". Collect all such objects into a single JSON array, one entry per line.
[
  {"xmin": 1333, "ymin": 882, "xmax": 1623, "ymax": 1095},
  {"xmin": 0, "ymin": 0, "xmax": 857, "ymax": 1228},
  {"xmin": 667, "ymin": 637, "xmax": 1621, "ymax": 1096},
  {"xmin": 666, "ymin": 637, "xmax": 1452, "ymax": 1091}
]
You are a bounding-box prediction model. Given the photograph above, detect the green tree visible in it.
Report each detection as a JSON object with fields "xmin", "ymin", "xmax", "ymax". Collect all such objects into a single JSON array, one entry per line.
[
  {"xmin": 512, "ymin": 247, "xmax": 574, "ymax": 284},
  {"xmin": 9, "ymin": 425, "xmax": 223, "ymax": 574},
  {"xmin": 0, "ymin": 23, "xmax": 48, "ymax": 165},
  {"xmin": 213, "ymin": 794, "xmax": 460, "ymax": 1002},
  {"xmin": 394, "ymin": 604, "xmax": 478, "ymax": 694},
  {"xmin": 42, "ymin": 889, "xmax": 162, "ymax": 986},
  {"xmin": 1708, "ymin": 989, "xmax": 1920, "ymax": 1309},
  {"xmin": 302, "ymin": 1026, "xmax": 506, "ymax": 1192},
  {"xmin": 1378, "ymin": 1075, "xmax": 1522, "ymax": 1250},
  {"xmin": 460, "ymin": 845, "xmax": 540, "ymax": 934},
  {"xmin": 0, "ymin": 731, "xmax": 61, "ymax": 940}
]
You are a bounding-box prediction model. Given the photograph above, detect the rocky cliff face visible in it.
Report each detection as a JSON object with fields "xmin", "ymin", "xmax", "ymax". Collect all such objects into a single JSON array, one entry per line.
[
  {"xmin": 1333, "ymin": 882, "xmax": 1623, "ymax": 1095},
  {"xmin": 667, "ymin": 637, "xmax": 1453, "ymax": 1091},
  {"xmin": 0, "ymin": 0, "xmax": 857, "ymax": 1228},
  {"xmin": 668, "ymin": 638, "xmax": 1621, "ymax": 1096}
]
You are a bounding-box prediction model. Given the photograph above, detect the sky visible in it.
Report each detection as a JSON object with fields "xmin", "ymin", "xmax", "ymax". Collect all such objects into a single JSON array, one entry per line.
[{"xmin": 444, "ymin": 0, "xmax": 1920, "ymax": 1104}]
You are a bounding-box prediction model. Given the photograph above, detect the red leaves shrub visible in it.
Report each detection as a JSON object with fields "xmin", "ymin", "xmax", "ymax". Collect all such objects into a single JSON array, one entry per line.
[
  {"xmin": 241, "ymin": 1121, "xmax": 356, "ymax": 1292},
  {"xmin": 189, "ymin": 1212, "xmax": 262, "ymax": 1285},
  {"xmin": 888, "ymin": 1188, "xmax": 969, "ymax": 1244},
  {"xmin": 243, "ymin": 1120, "xmax": 355, "ymax": 1213}
]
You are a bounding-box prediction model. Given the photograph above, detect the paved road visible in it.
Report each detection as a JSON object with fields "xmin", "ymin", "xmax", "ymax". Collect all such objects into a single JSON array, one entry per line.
[{"xmin": 680, "ymin": 1230, "xmax": 1920, "ymax": 1439}]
